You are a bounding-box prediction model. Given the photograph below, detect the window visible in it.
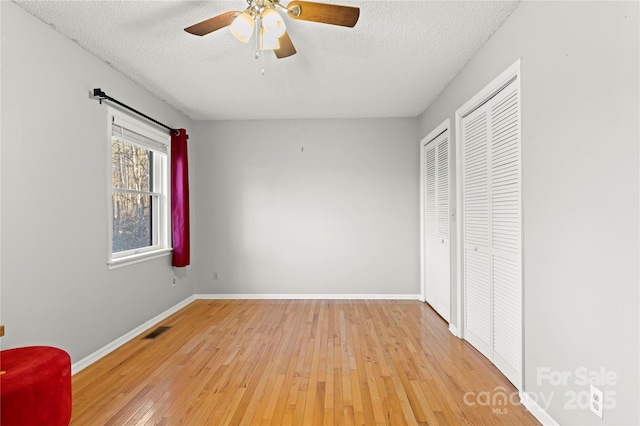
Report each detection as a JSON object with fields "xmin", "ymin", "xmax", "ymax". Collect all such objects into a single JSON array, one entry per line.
[{"xmin": 108, "ymin": 108, "xmax": 171, "ymax": 268}]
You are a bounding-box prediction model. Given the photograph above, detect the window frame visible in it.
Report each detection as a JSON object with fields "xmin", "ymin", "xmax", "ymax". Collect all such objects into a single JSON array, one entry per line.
[{"xmin": 107, "ymin": 107, "xmax": 172, "ymax": 269}]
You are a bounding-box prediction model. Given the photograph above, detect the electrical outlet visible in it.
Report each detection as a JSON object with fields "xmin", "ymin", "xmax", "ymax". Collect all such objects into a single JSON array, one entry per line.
[
  {"xmin": 213, "ymin": 272, "xmax": 219, "ymax": 280},
  {"xmin": 172, "ymin": 278, "xmax": 176, "ymax": 287},
  {"xmin": 590, "ymin": 385, "xmax": 604, "ymax": 419}
]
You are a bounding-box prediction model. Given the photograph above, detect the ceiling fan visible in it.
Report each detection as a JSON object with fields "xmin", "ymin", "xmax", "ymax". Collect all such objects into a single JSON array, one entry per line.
[{"xmin": 184, "ymin": 0, "xmax": 360, "ymax": 59}]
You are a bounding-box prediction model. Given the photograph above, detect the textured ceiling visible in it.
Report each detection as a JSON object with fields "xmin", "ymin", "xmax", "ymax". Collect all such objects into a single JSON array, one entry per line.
[{"xmin": 14, "ymin": 0, "xmax": 520, "ymax": 121}]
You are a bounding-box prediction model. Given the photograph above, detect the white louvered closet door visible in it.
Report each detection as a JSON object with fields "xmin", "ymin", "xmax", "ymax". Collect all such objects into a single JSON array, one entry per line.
[
  {"xmin": 423, "ymin": 131, "xmax": 450, "ymax": 322},
  {"xmin": 461, "ymin": 78, "xmax": 521, "ymax": 389},
  {"xmin": 424, "ymin": 143, "xmax": 438, "ymax": 308},
  {"xmin": 435, "ymin": 135, "xmax": 450, "ymax": 322},
  {"xmin": 462, "ymin": 106, "xmax": 492, "ymax": 358},
  {"xmin": 489, "ymin": 83, "xmax": 521, "ymax": 387}
]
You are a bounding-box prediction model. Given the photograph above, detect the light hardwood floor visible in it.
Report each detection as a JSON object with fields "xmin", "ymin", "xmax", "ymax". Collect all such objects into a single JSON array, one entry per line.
[{"xmin": 71, "ymin": 300, "xmax": 539, "ymax": 425}]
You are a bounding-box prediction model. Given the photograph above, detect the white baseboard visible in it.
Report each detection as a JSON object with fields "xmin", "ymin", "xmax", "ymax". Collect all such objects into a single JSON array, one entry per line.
[
  {"xmin": 449, "ymin": 323, "xmax": 459, "ymax": 337},
  {"xmin": 71, "ymin": 295, "xmax": 196, "ymax": 375},
  {"xmin": 520, "ymin": 391, "xmax": 559, "ymax": 426},
  {"xmin": 194, "ymin": 293, "xmax": 422, "ymax": 300}
]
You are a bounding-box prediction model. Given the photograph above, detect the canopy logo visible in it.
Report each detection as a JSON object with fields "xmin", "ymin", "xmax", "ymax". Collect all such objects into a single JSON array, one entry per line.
[
  {"xmin": 462, "ymin": 386, "xmax": 554, "ymax": 415},
  {"xmin": 462, "ymin": 366, "xmax": 617, "ymax": 416},
  {"xmin": 537, "ymin": 366, "xmax": 617, "ymax": 410}
]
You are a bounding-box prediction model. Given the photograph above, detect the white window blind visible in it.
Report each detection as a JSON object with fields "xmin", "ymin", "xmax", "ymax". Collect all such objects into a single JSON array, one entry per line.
[{"xmin": 112, "ymin": 122, "xmax": 168, "ymax": 154}]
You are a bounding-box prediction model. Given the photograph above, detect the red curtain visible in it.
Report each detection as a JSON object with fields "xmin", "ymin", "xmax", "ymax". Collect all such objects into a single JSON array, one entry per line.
[{"xmin": 171, "ymin": 129, "xmax": 190, "ymax": 267}]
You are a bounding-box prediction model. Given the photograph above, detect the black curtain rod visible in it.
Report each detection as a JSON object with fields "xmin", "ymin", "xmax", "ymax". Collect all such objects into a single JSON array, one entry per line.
[{"xmin": 93, "ymin": 88, "xmax": 178, "ymax": 135}]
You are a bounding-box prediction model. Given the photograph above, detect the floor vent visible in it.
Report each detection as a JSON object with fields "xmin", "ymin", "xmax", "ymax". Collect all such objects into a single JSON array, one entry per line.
[{"xmin": 143, "ymin": 326, "xmax": 171, "ymax": 340}]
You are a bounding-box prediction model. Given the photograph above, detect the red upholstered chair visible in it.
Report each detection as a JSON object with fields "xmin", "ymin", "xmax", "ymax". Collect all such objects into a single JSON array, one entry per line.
[{"xmin": 0, "ymin": 345, "xmax": 72, "ymax": 426}]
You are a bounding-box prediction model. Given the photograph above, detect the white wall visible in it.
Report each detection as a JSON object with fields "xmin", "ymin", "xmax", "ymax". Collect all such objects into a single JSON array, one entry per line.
[
  {"xmin": 419, "ymin": 1, "xmax": 639, "ymax": 424},
  {"xmin": 192, "ymin": 118, "xmax": 420, "ymax": 296},
  {"xmin": 0, "ymin": 2, "xmax": 196, "ymax": 362}
]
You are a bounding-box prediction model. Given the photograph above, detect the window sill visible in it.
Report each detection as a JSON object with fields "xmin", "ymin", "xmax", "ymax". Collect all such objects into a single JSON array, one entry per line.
[{"xmin": 108, "ymin": 248, "xmax": 173, "ymax": 270}]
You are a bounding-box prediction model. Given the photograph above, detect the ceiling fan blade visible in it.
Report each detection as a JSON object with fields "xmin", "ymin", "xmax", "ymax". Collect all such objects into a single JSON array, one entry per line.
[
  {"xmin": 184, "ymin": 10, "xmax": 240, "ymax": 36},
  {"xmin": 286, "ymin": 1, "xmax": 359, "ymax": 27},
  {"xmin": 274, "ymin": 31, "xmax": 297, "ymax": 58}
]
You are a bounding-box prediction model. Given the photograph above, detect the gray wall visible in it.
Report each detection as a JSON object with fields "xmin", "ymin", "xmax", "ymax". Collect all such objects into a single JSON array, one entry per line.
[
  {"xmin": 2, "ymin": 1, "xmax": 638, "ymax": 424},
  {"xmin": 192, "ymin": 119, "xmax": 420, "ymax": 295},
  {"xmin": 419, "ymin": 1, "xmax": 639, "ymax": 424},
  {"xmin": 0, "ymin": 2, "xmax": 196, "ymax": 363}
]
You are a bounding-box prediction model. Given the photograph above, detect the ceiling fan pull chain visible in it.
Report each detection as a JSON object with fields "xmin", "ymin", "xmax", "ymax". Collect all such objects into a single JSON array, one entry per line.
[
  {"xmin": 256, "ymin": 15, "xmax": 265, "ymax": 76},
  {"xmin": 254, "ymin": 16, "xmax": 260, "ymax": 60},
  {"xmin": 260, "ymin": 40, "xmax": 266, "ymax": 75}
]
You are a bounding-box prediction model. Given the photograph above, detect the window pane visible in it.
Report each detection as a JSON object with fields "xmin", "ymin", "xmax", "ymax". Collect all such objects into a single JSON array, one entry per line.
[
  {"xmin": 112, "ymin": 138, "xmax": 152, "ymax": 192},
  {"xmin": 112, "ymin": 192, "xmax": 154, "ymax": 252}
]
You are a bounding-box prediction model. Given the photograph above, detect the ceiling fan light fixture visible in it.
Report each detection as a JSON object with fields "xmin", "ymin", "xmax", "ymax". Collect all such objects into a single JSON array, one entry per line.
[
  {"xmin": 261, "ymin": 8, "xmax": 286, "ymax": 38},
  {"xmin": 230, "ymin": 9, "xmax": 256, "ymax": 43},
  {"xmin": 260, "ymin": 27, "xmax": 280, "ymax": 50},
  {"xmin": 184, "ymin": 0, "xmax": 361, "ymax": 60}
]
